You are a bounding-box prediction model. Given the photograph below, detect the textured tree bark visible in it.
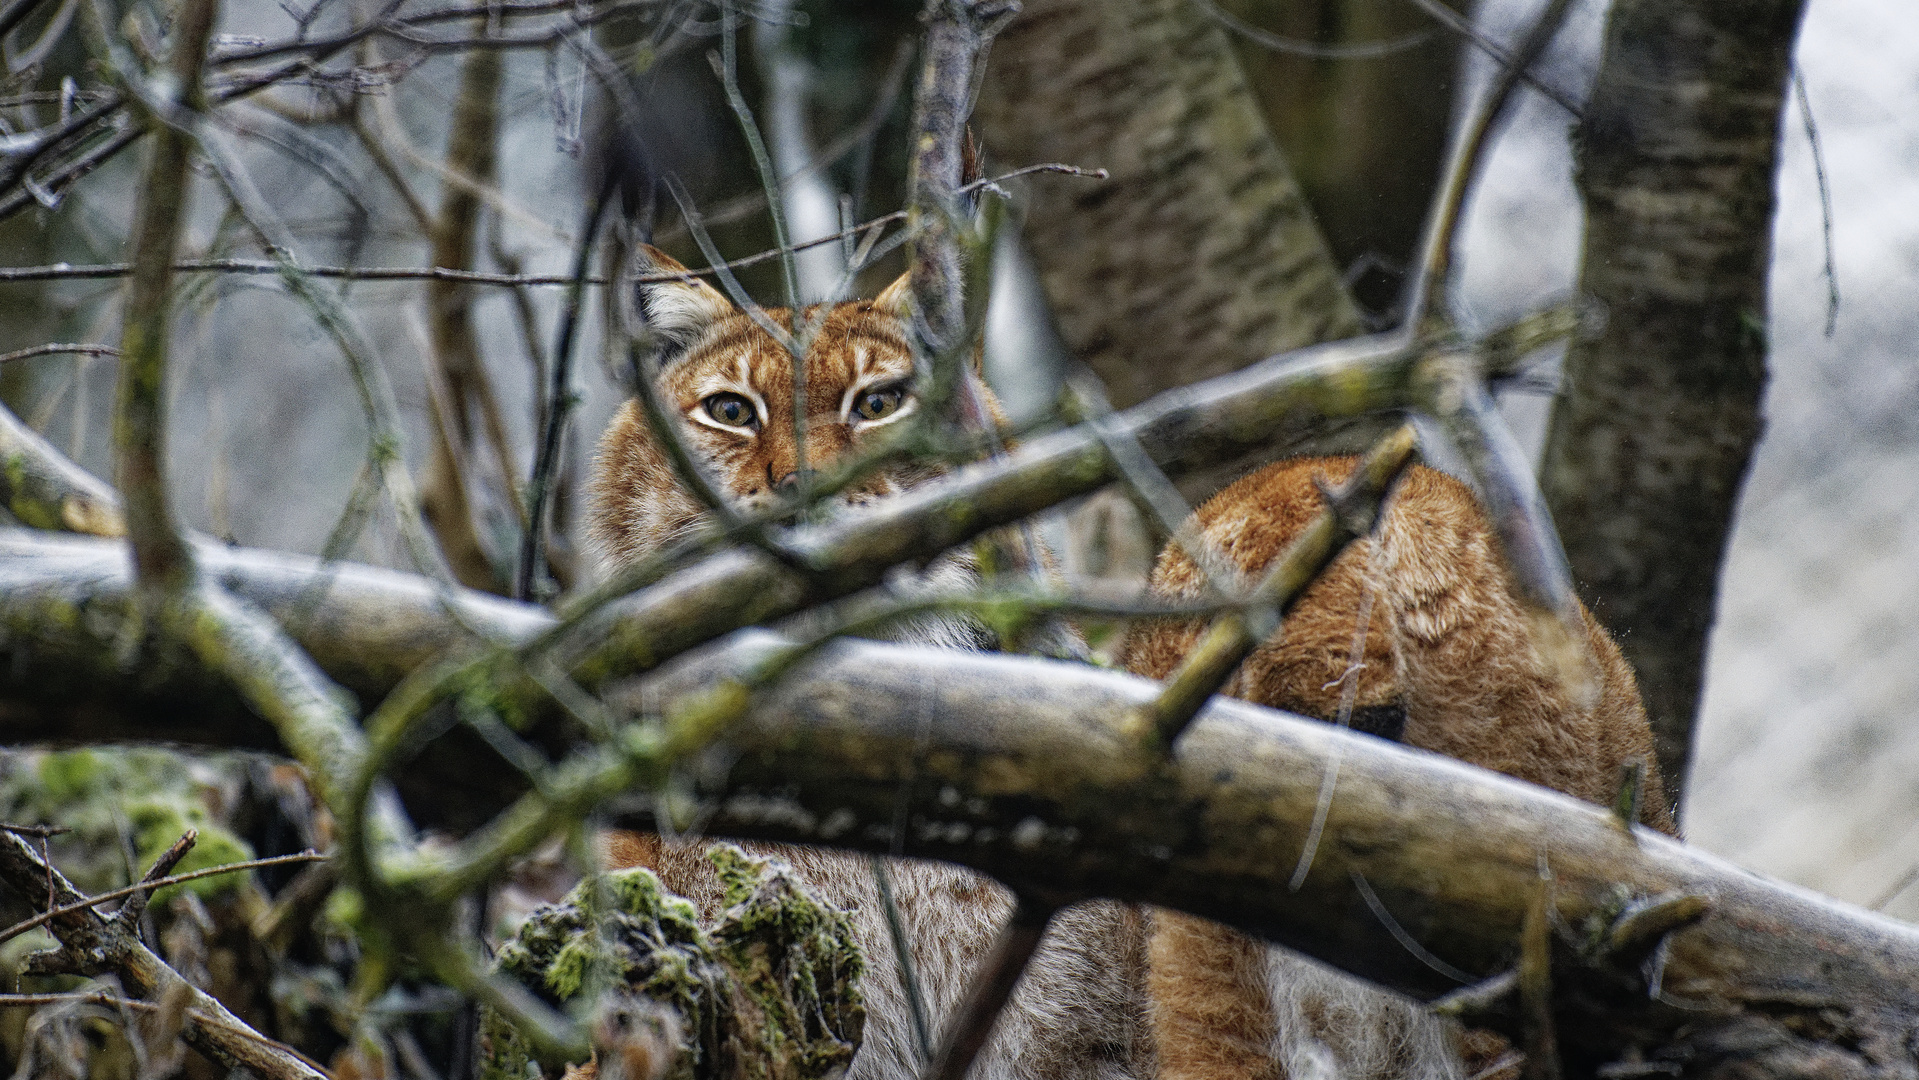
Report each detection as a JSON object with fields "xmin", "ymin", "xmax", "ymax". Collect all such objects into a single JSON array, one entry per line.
[
  {"xmin": 1540, "ymin": 0, "xmax": 1810, "ymax": 804},
  {"xmin": 972, "ymin": 0, "xmax": 1364, "ymax": 411}
]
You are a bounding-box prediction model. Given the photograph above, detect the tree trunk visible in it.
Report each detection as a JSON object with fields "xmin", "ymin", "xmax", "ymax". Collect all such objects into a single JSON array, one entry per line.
[
  {"xmin": 1540, "ymin": 0, "xmax": 1810, "ymax": 805},
  {"xmin": 972, "ymin": 0, "xmax": 1364, "ymax": 412}
]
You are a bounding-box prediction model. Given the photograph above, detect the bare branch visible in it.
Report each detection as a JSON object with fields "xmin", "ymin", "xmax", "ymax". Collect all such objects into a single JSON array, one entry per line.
[
  {"xmin": 0, "ymin": 831, "xmax": 328, "ymax": 1079},
  {"xmin": 0, "ymin": 399, "xmax": 125, "ymax": 537},
  {"xmin": 0, "ymin": 342, "xmax": 121, "ymax": 364},
  {"xmin": 0, "ymin": 848, "xmax": 326, "ymax": 947},
  {"xmin": 111, "ymin": 0, "xmax": 221, "ymax": 597}
]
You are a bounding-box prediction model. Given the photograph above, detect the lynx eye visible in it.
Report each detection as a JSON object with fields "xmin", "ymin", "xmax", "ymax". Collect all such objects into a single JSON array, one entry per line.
[
  {"xmin": 703, "ymin": 393, "xmax": 758, "ymax": 429},
  {"xmin": 852, "ymin": 384, "xmax": 908, "ymax": 422}
]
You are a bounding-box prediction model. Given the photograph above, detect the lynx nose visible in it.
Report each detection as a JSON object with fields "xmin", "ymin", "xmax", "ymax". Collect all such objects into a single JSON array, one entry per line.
[{"xmin": 773, "ymin": 468, "xmax": 816, "ymax": 492}]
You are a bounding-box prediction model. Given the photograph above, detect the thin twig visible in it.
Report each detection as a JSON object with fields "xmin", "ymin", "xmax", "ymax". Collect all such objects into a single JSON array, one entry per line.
[
  {"xmin": 0, "ymin": 851, "xmax": 326, "ymax": 947},
  {"xmin": 516, "ymin": 181, "xmax": 612, "ymax": 600},
  {"xmin": 0, "ymin": 166, "xmax": 1102, "ymax": 287},
  {"xmin": 1793, "ymin": 68, "xmax": 1840, "ymax": 338},
  {"xmin": 872, "ymin": 857, "xmax": 935, "ymax": 1064},
  {"xmin": 113, "ymin": 829, "xmax": 197, "ymax": 932},
  {"xmin": 1286, "ymin": 586, "xmax": 1376, "ymax": 890},
  {"xmin": 0, "ymin": 342, "xmax": 121, "ymax": 363},
  {"xmin": 1350, "ymin": 870, "xmax": 1477, "ymax": 984},
  {"xmin": 0, "ymin": 831, "xmax": 329, "ymax": 1079},
  {"xmin": 1400, "ymin": 0, "xmax": 1581, "ymax": 116},
  {"xmin": 713, "ymin": 3, "xmax": 810, "ymax": 492},
  {"xmin": 1062, "ymin": 366, "xmax": 1243, "ymax": 598},
  {"xmin": 922, "ymin": 899, "xmax": 1055, "ymax": 1080},
  {"xmin": 1196, "ymin": 0, "xmax": 1436, "ymax": 59}
]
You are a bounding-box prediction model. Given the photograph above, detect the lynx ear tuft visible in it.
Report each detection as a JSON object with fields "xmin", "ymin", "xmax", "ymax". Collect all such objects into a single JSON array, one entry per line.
[
  {"xmin": 629, "ymin": 244, "xmax": 735, "ymax": 353},
  {"xmin": 871, "ymin": 272, "xmax": 913, "ymax": 318}
]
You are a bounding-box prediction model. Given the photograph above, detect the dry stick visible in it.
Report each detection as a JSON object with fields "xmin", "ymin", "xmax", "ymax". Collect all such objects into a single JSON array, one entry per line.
[
  {"xmin": 922, "ymin": 899, "xmax": 1055, "ymax": 1080},
  {"xmin": 0, "ymin": 850, "xmax": 326, "ymax": 947},
  {"xmin": 0, "ymin": 342, "xmax": 120, "ymax": 363},
  {"xmin": 1133, "ymin": 424, "xmax": 1420, "ymax": 749},
  {"xmin": 0, "ymin": 831, "xmax": 327, "ymax": 1080}
]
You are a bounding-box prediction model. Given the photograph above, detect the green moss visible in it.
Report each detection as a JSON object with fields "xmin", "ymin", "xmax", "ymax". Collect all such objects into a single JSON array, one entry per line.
[
  {"xmin": 0, "ymin": 748, "xmax": 259, "ymax": 901},
  {"xmin": 483, "ymin": 851, "xmax": 865, "ymax": 1080}
]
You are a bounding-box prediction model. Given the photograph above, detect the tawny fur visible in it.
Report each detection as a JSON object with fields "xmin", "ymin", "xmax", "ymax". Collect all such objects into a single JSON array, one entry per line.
[
  {"xmin": 1120, "ymin": 457, "xmax": 1676, "ymax": 1080},
  {"xmin": 589, "ymin": 245, "xmax": 1673, "ymax": 1080}
]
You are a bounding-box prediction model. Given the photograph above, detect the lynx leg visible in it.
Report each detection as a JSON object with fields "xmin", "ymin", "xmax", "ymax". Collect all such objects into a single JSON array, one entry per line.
[{"xmin": 1148, "ymin": 909, "xmax": 1282, "ymax": 1080}]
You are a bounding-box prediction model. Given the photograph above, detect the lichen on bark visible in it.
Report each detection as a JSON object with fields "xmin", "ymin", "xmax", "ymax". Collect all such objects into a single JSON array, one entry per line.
[{"xmin": 482, "ymin": 847, "xmax": 864, "ymax": 1080}]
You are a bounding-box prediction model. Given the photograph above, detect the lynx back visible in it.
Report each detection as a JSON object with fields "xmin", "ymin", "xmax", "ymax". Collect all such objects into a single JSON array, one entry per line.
[{"xmin": 1123, "ymin": 457, "xmax": 1676, "ymax": 1080}]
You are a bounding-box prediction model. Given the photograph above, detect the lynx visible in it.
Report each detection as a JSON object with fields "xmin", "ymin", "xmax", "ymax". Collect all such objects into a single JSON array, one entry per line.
[
  {"xmin": 1120, "ymin": 458, "xmax": 1676, "ymax": 1080},
  {"xmin": 591, "ymin": 245, "xmax": 1148, "ymax": 1080},
  {"xmin": 588, "ymin": 244, "xmax": 1673, "ymax": 1080}
]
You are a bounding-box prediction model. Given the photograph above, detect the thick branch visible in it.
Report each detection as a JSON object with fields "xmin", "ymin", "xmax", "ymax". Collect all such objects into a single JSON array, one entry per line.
[
  {"xmin": 8, "ymin": 600, "xmax": 1919, "ymax": 1071},
  {"xmin": 0, "ymin": 310, "xmax": 1591, "ymax": 828}
]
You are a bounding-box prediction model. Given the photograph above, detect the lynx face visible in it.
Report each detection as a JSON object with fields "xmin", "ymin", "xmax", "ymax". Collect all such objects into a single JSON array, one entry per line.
[{"xmin": 590, "ymin": 246, "xmax": 947, "ymax": 569}]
